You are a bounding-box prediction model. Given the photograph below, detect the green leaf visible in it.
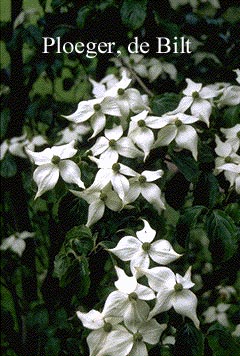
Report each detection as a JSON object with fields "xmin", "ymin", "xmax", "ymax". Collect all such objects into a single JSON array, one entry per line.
[
  {"xmin": 45, "ymin": 337, "xmax": 61, "ymax": 356},
  {"xmin": 223, "ymin": 7, "xmax": 240, "ymax": 24},
  {"xmin": 0, "ymin": 154, "xmax": 17, "ymax": 178},
  {"xmin": 207, "ymin": 323, "xmax": 240, "ymax": 356},
  {"xmin": 194, "ymin": 172, "xmax": 220, "ymax": 209},
  {"xmin": 151, "ymin": 93, "xmax": 180, "ymax": 116},
  {"xmin": 170, "ymin": 151, "xmax": 199, "ymax": 183},
  {"xmin": 175, "ymin": 206, "xmax": 206, "ymax": 247},
  {"xmin": 0, "ymin": 108, "xmax": 10, "ymax": 140},
  {"xmin": 221, "ymin": 105, "xmax": 240, "ymax": 128},
  {"xmin": 174, "ymin": 322, "xmax": 204, "ymax": 356},
  {"xmin": 120, "ymin": 0, "xmax": 147, "ymax": 30},
  {"xmin": 65, "ymin": 225, "xmax": 94, "ymax": 255},
  {"xmin": 76, "ymin": 6, "xmax": 92, "ymax": 29},
  {"xmin": 206, "ymin": 210, "xmax": 239, "ymax": 263}
]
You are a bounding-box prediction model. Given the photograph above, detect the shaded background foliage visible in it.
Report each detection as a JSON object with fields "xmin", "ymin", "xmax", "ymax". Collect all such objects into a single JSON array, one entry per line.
[{"xmin": 1, "ymin": 1, "xmax": 240, "ymax": 355}]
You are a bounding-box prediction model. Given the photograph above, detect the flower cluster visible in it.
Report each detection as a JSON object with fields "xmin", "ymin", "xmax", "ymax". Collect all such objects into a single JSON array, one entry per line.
[
  {"xmin": 77, "ymin": 220, "xmax": 199, "ymax": 356},
  {"xmin": 214, "ymin": 124, "xmax": 240, "ymax": 194},
  {"xmin": 24, "ymin": 69, "xmax": 240, "ymax": 223},
  {"xmin": 111, "ymin": 53, "xmax": 177, "ymax": 83}
]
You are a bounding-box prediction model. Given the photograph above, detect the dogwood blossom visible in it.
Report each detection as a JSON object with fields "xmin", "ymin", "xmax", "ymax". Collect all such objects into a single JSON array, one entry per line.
[
  {"xmin": 220, "ymin": 124, "xmax": 240, "ymax": 152},
  {"xmin": 109, "ymin": 219, "xmax": 181, "ymax": 275},
  {"xmin": 168, "ymin": 78, "xmax": 219, "ymax": 126},
  {"xmin": 90, "ymin": 124, "xmax": 143, "ymax": 162},
  {"xmin": 141, "ymin": 266, "xmax": 200, "ymax": 328},
  {"xmin": 0, "ymin": 231, "xmax": 35, "ymax": 256},
  {"xmin": 63, "ymin": 97, "xmax": 121, "ymax": 138},
  {"xmin": 103, "ymin": 267, "xmax": 155, "ymax": 329},
  {"xmin": 26, "ymin": 140, "xmax": 85, "ymax": 199},
  {"xmin": 70, "ymin": 183, "xmax": 122, "ymax": 226},
  {"xmin": 217, "ymin": 163, "xmax": 240, "ymax": 194},
  {"xmin": 203, "ymin": 303, "xmax": 230, "ymax": 327},
  {"xmin": 89, "ymin": 156, "xmax": 137, "ymax": 200},
  {"xmin": 125, "ymin": 169, "xmax": 165, "ymax": 213},
  {"xmin": 153, "ymin": 113, "xmax": 199, "ymax": 160},
  {"xmin": 76, "ymin": 307, "xmax": 123, "ymax": 356},
  {"xmin": 57, "ymin": 122, "xmax": 91, "ymax": 144},
  {"xmin": 99, "ymin": 317, "xmax": 167, "ymax": 356}
]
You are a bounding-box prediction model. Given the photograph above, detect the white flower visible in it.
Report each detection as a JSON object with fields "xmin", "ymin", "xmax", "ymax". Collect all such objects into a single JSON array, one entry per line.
[
  {"xmin": 217, "ymin": 85, "xmax": 240, "ymax": 108},
  {"xmin": 168, "ymin": 78, "xmax": 218, "ymax": 126},
  {"xmin": 90, "ymin": 125, "xmax": 143, "ymax": 163},
  {"xmin": 234, "ymin": 69, "xmax": 240, "ymax": 84},
  {"xmin": 76, "ymin": 308, "xmax": 123, "ymax": 356},
  {"xmin": 102, "ymin": 267, "xmax": 155, "ymax": 329},
  {"xmin": 217, "ymin": 162, "xmax": 240, "ymax": 194},
  {"xmin": 0, "ymin": 231, "xmax": 35, "ymax": 256},
  {"xmin": 26, "ymin": 140, "xmax": 85, "ymax": 199},
  {"xmin": 203, "ymin": 303, "xmax": 230, "ymax": 327},
  {"xmin": 109, "ymin": 219, "xmax": 181, "ymax": 275},
  {"xmin": 0, "ymin": 134, "xmax": 47, "ymax": 160},
  {"xmin": 89, "ymin": 73, "xmax": 120, "ymax": 98},
  {"xmin": 89, "ymin": 156, "xmax": 137, "ymax": 200},
  {"xmin": 70, "ymin": 183, "xmax": 122, "ymax": 227},
  {"xmin": 57, "ymin": 123, "xmax": 91, "ymax": 144},
  {"xmin": 141, "ymin": 266, "xmax": 200, "ymax": 328},
  {"xmin": 153, "ymin": 113, "xmax": 199, "ymax": 160},
  {"xmin": 125, "ymin": 169, "xmax": 165, "ymax": 213},
  {"xmin": 220, "ymin": 124, "xmax": 240, "ymax": 152},
  {"xmin": 128, "ymin": 110, "xmax": 164, "ymax": 160},
  {"xmin": 63, "ymin": 97, "xmax": 121, "ymax": 138},
  {"xmin": 99, "ymin": 317, "xmax": 166, "ymax": 356},
  {"xmin": 232, "ymin": 324, "xmax": 240, "ymax": 338},
  {"xmin": 147, "ymin": 58, "xmax": 177, "ymax": 82}
]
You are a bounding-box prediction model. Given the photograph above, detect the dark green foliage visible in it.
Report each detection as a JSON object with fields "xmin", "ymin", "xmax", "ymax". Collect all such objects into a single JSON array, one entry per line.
[{"xmin": 174, "ymin": 323, "xmax": 204, "ymax": 356}]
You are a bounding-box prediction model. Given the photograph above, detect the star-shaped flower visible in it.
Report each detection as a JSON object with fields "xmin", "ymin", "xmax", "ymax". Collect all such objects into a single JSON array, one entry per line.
[
  {"xmin": 90, "ymin": 124, "xmax": 143, "ymax": 163},
  {"xmin": 153, "ymin": 113, "xmax": 199, "ymax": 160},
  {"xmin": 168, "ymin": 78, "xmax": 219, "ymax": 126},
  {"xmin": 26, "ymin": 140, "xmax": 85, "ymax": 199},
  {"xmin": 70, "ymin": 183, "xmax": 122, "ymax": 227},
  {"xmin": 109, "ymin": 219, "xmax": 181, "ymax": 275},
  {"xmin": 140, "ymin": 266, "xmax": 200, "ymax": 328},
  {"xmin": 0, "ymin": 231, "xmax": 35, "ymax": 256}
]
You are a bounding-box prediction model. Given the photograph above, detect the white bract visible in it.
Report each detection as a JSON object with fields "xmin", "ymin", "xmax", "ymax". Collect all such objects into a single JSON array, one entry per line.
[
  {"xmin": 63, "ymin": 97, "xmax": 121, "ymax": 138},
  {"xmin": 57, "ymin": 122, "xmax": 91, "ymax": 144},
  {"xmin": 0, "ymin": 231, "xmax": 35, "ymax": 256},
  {"xmin": 70, "ymin": 183, "xmax": 122, "ymax": 227},
  {"xmin": 141, "ymin": 266, "xmax": 200, "ymax": 328},
  {"xmin": 153, "ymin": 113, "xmax": 199, "ymax": 160},
  {"xmin": 103, "ymin": 267, "xmax": 155, "ymax": 329},
  {"xmin": 168, "ymin": 78, "xmax": 219, "ymax": 126},
  {"xmin": 26, "ymin": 140, "xmax": 85, "ymax": 199},
  {"xmin": 109, "ymin": 219, "xmax": 181, "ymax": 275},
  {"xmin": 90, "ymin": 124, "xmax": 143, "ymax": 163},
  {"xmin": 89, "ymin": 156, "xmax": 137, "ymax": 200},
  {"xmin": 203, "ymin": 303, "xmax": 230, "ymax": 327}
]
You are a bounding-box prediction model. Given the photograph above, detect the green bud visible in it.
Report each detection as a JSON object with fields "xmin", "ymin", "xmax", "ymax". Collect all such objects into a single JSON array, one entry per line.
[
  {"xmin": 128, "ymin": 292, "xmax": 138, "ymax": 301},
  {"xmin": 112, "ymin": 163, "xmax": 120, "ymax": 172},
  {"xmin": 133, "ymin": 332, "xmax": 143, "ymax": 342},
  {"xmin": 225, "ymin": 156, "xmax": 232, "ymax": 163},
  {"xmin": 192, "ymin": 91, "xmax": 200, "ymax": 99},
  {"xmin": 142, "ymin": 242, "xmax": 151, "ymax": 252},
  {"xmin": 103, "ymin": 322, "xmax": 112, "ymax": 332},
  {"xmin": 51, "ymin": 155, "xmax": 60, "ymax": 165},
  {"xmin": 109, "ymin": 139, "xmax": 116, "ymax": 148},
  {"xmin": 174, "ymin": 283, "xmax": 183, "ymax": 292},
  {"xmin": 138, "ymin": 120, "xmax": 146, "ymax": 127},
  {"xmin": 118, "ymin": 88, "xmax": 125, "ymax": 95},
  {"xmin": 139, "ymin": 175, "xmax": 147, "ymax": 184},
  {"xmin": 175, "ymin": 119, "xmax": 182, "ymax": 127},
  {"xmin": 94, "ymin": 103, "xmax": 101, "ymax": 111}
]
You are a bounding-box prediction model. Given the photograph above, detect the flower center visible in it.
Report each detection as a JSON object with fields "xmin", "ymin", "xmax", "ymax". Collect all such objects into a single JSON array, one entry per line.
[
  {"xmin": 133, "ymin": 332, "xmax": 143, "ymax": 342},
  {"xmin": 109, "ymin": 139, "xmax": 116, "ymax": 148},
  {"xmin": 237, "ymin": 131, "xmax": 240, "ymax": 139},
  {"xmin": 69, "ymin": 124, "xmax": 75, "ymax": 131},
  {"xmin": 138, "ymin": 175, "xmax": 147, "ymax": 184},
  {"xmin": 224, "ymin": 156, "xmax": 232, "ymax": 163},
  {"xmin": 128, "ymin": 292, "xmax": 138, "ymax": 301},
  {"xmin": 100, "ymin": 192, "xmax": 107, "ymax": 201},
  {"xmin": 142, "ymin": 242, "xmax": 151, "ymax": 252},
  {"xmin": 112, "ymin": 163, "xmax": 120, "ymax": 172},
  {"xmin": 174, "ymin": 283, "xmax": 183, "ymax": 292},
  {"xmin": 51, "ymin": 155, "xmax": 60, "ymax": 164},
  {"xmin": 192, "ymin": 91, "xmax": 200, "ymax": 99},
  {"xmin": 103, "ymin": 322, "xmax": 113, "ymax": 332},
  {"xmin": 118, "ymin": 88, "xmax": 125, "ymax": 95},
  {"xmin": 175, "ymin": 119, "xmax": 182, "ymax": 127},
  {"xmin": 94, "ymin": 103, "xmax": 101, "ymax": 111},
  {"xmin": 138, "ymin": 119, "xmax": 146, "ymax": 127}
]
